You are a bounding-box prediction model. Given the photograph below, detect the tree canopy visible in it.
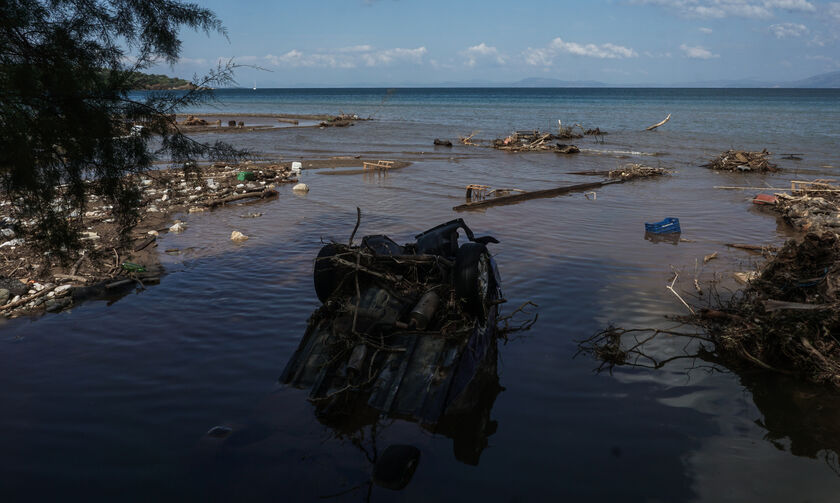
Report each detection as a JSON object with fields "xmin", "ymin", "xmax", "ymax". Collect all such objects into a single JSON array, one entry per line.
[{"xmin": 0, "ymin": 0, "xmax": 239, "ymax": 258}]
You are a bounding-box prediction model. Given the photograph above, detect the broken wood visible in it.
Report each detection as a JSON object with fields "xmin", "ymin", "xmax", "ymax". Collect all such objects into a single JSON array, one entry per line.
[
  {"xmin": 53, "ymin": 274, "xmax": 88, "ymax": 283},
  {"xmin": 205, "ymin": 188, "xmax": 278, "ymax": 209},
  {"xmin": 763, "ymin": 300, "xmax": 835, "ymax": 312},
  {"xmin": 362, "ymin": 160, "xmax": 394, "ymax": 170},
  {"xmin": 715, "ymin": 186, "xmax": 791, "ymax": 191},
  {"xmin": 454, "ymin": 180, "xmax": 620, "ymax": 211},
  {"xmin": 726, "ymin": 243, "xmax": 777, "ymax": 252},
  {"xmin": 133, "ymin": 236, "xmax": 156, "ymax": 252},
  {"xmin": 645, "ymin": 113, "xmax": 671, "ymax": 131},
  {"xmin": 703, "ymin": 252, "xmax": 718, "ymax": 264},
  {"xmin": 459, "ymin": 131, "xmax": 479, "ymax": 146}
]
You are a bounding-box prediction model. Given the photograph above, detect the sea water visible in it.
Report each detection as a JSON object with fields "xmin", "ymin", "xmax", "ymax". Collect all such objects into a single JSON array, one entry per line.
[{"xmin": 2, "ymin": 88, "xmax": 840, "ymax": 501}]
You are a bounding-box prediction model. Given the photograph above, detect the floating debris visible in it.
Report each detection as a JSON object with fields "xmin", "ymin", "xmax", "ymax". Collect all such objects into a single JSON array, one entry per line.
[
  {"xmin": 608, "ymin": 164, "xmax": 668, "ymax": 180},
  {"xmin": 703, "ymin": 149, "xmax": 778, "ymax": 172}
]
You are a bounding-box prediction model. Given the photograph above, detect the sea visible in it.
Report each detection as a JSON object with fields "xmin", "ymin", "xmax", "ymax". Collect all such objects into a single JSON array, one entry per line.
[{"xmin": 2, "ymin": 88, "xmax": 840, "ymax": 501}]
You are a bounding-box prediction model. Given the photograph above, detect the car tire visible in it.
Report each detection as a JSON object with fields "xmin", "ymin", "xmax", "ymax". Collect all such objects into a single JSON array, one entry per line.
[
  {"xmin": 455, "ymin": 242, "xmax": 492, "ymax": 320},
  {"xmin": 313, "ymin": 244, "xmax": 340, "ymax": 303}
]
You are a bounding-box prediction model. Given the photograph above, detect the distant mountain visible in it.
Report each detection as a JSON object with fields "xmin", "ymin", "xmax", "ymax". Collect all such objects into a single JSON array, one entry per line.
[
  {"xmin": 512, "ymin": 77, "xmax": 609, "ymax": 87},
  {"xmin": 274, "ymin": 70, "xmax": 840, "ymax": 89},
  {"xmin": 788, "ymin": 71, "xmax": 840, "ymax": 88},
  {"xmin": 667, "ymin": 78, "xmax": 775, "ymax": 88}
]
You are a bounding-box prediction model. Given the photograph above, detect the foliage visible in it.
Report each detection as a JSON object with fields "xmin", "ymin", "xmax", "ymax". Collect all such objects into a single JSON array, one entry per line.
[
  {"xmin": 0, "ymin": 0, "xmax": 243, "ymax": 258},
  {"xmin": 126, "ymin": 71, "xmax": 195, "ymax": 90}
]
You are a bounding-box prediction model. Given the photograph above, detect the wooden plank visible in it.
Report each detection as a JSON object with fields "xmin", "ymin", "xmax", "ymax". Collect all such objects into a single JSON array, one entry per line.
[{"xmin": 453, "ymin": 180, "xmax": 620, "ymax": 211}]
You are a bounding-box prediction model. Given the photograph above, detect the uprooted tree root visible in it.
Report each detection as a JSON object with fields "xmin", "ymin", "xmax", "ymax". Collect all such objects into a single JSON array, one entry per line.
[{"xmin": 578, "ymin": 232, "xmax": 840, "ymax": 388}]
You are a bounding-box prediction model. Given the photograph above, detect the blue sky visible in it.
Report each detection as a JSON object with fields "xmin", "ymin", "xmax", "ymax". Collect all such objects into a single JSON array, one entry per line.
[{"xmin": 150, "ymin": 0, "xmax": 840, "ymax": 86}]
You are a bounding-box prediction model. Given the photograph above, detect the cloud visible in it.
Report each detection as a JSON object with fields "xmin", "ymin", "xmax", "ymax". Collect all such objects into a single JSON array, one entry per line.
[
  {"xmin": 829, "ymin": 3, "xmax": 840, "ymax": 21},
  {"xmin": 461, "ymin": 43, "xmax": 506, "ymax": 67},
  {"xmin": 252, "ymin": 46, "xmax": 426, "ymax": 68},
  {"xmin": 680, "ymin": 43, "xmax": 720, "ymax": 58},
  {"xmin": 336, "ymin": 45, "xmax": 374, "ymax": 53},
  {"xmin": 699, "ymin": 26, "xmax": 714, "ymax": 33},
  {"xmin": 525, "ymin": 37, "xmax": 638, "ymax": 66},
  {"xmin": 177, "ymin": 57, "xmax": 207, "ymax": 65},
  {"xmin": 361, "ymin": 47, "xmax": 427, "ymax": 66},
  {"xmin": 632, "ymin": 0, "xmax": 815, "ymax": 19},
  {"xmin": 806, "ymin": 54, "xmax": 840, "ymax": 69},
  {"xmin": 769, "ymin": 22, "xmax": 808, "ymax": 38}
]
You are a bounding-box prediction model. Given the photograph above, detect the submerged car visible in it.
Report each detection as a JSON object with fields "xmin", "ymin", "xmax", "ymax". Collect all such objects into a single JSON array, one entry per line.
[{"xmin": 280, "ymin": 218, "xmax": 503, "ymax": 427}]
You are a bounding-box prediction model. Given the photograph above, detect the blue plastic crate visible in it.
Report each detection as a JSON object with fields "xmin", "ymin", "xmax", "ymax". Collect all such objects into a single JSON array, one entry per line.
[{"xmin": 645, "ymin": 217, "xmax": 681, "ymax": 234}]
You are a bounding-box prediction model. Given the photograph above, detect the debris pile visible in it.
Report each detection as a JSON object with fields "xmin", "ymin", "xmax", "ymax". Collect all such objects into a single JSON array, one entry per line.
[
  {"xmin": 319, "ymin": 113, "xmax": 362, "ymax": 128},
  {"xmin": 555, "ymin": 125, "xmax": 583, "ymax": 140},
  {"xmin": 182, "ymin": 115, "xmax": 208, "ymax": 126},
  {"xmin": 703, "ymin": 149, "xmax": 778, "ymax": 172},
  {"xmin": 772, "ymin": 181, "xmax": 840, "ymax": 233},
  {"xmin": 0, "ymin": 162, "xmax": 297, "ymax": 317},
  {"xmin": 608, "ymin": 164, "xmax": 669, "ymax": 180},
  {"xmin": 492, "ymin": 131, "xmax": 580, "ymax": 153},
  {"xmin": 697, "ymin": 232, "xmax": 840, "ymax": 387}
]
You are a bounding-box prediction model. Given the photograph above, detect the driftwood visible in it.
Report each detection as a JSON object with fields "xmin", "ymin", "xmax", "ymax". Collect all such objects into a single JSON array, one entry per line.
[
  {"xmin": 459, "ymin": 131, "xmax": 479, "ymax": 146},
  {"xmin": 53, "ymin": 274, "xmax": 88, "ymax": 282},
  {"xmin": 454, "ymin": 180, "xmax": 620, "ymax": 211},
  {"xmin": 763, "ymin": 300, "xmax": 835, "ymax": 312},
  {"xmin": 645, "ymin": 113, "xmax": 671, "ymax": 131},
  {"xmin": 133, "ymin": 236, "xmax": 156, "ymax": 252},
  {"xmin": 276, "ymin": 118, "xmax": 299, "ymax": 125},
  {"xmin": 726, "ymin": 243, "xmax": 777, "ymax": 252},
  {"xmin": 205, "ymin": 188, "xmax": 279, "ymax": 208}
]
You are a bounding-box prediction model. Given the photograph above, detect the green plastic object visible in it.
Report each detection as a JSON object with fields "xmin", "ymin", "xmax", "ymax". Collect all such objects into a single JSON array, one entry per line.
[
  {"xmin": 237, "ymin": 171, "xmax": 255, "ymax": 181},
  {"xmin": 121, "ymin": 262, "xmax": 146, "ymax": 273}
]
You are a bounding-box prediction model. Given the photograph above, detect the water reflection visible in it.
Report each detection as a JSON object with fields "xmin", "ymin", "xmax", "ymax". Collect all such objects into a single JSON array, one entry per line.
[
  {"xmin": 193, "ymin": 343, "xmax": 502, "ymax": 499},
  {"xmin": 581, "ymin": 327, "xmax": 840, "ymax": 478},
  {"xmin": 742, "ymin": 371, "xmax": 840, "ymax": 473}
]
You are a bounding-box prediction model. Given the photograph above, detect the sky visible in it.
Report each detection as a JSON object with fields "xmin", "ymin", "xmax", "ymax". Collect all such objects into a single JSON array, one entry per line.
[{"xmin": 149, "ymin": 0, "xmax": 840, "ymax": 86}]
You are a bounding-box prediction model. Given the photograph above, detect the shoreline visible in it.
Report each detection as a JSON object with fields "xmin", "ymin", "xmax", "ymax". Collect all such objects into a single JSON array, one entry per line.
[{"xmin": 0, "ymin": 155, "xmax": 414, "ymax": 319}]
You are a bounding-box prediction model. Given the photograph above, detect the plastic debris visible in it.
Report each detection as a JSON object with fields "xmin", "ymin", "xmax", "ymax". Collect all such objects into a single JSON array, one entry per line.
[
  {"xmin": 121, "ymin": 262, "xmax": 146, "ymax": 273},
  {"xmin": 645, "ymin": 217, "xmax": 681, "ymax": 234},
  {"xmin": 169, "ymin": 221, "xmax": 187, "ymax": 233}
]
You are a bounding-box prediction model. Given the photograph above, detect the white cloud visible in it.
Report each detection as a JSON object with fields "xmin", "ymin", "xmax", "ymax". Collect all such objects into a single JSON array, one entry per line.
[
  {"xmin": 336, "ymin": 45, "xmax": 373, "ymax": 53},
  {"xmin": 361, "ymin": 47, "xmax": 427, "ymax": 66},
  {"xmin": 251, "ymin": 46, "xmax": 427, "ymax": 69},
  {"xmin": 177, "ymin": 57, "xmax": 207, "ymax": 65},
  {"xmin": 769, "ymin": 22, "xmax": 808, "ymax": 38},
  {"xmin": 633, "ymin": 0, "xmax": 815, "ymax": 19},
  {"xmin": 829, "ymin": 3, "xmax": 840, "ymax": 21},
  {"xmin": 680, "ymin": 43, "xmax": 720, "ymax": 58},
  {"xmin": 699, "ymin": 26, "xmax": 714, "ymax": 33},
  {"xmin": 462, "ymin": 43, "xmax": 506, "ymax": 67},
  {"xmin": 525, "ymin": 37, "xmax": 638, "ymax": 66}
]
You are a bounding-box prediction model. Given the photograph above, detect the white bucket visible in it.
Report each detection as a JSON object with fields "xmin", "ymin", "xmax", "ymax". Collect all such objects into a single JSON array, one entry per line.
[{"xmin": 291, "ymin": 161, "xmax": 302, "ymax": 175}]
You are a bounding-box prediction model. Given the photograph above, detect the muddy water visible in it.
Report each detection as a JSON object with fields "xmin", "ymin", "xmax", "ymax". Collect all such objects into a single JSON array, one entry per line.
[{"xmin": 3, "ymin": 89, "xmax": 840, "ymax": 501}]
